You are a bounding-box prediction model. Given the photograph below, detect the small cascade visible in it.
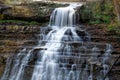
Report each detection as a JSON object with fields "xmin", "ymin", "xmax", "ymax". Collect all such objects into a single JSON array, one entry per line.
[
  {"xmin": 1, "ymin": 48, "xmax": 33, "ymax": 80},
  {"xmin": 49, "ymin": 7, "xmax": 76, "ymax": 29},
  {"xmin": 1, "ymin": 3, "xmax": 113, "ymax": 80}
]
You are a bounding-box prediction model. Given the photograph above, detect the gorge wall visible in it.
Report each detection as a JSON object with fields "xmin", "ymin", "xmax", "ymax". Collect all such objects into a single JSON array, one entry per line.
[{"xmin": 0, "ymin": 1, "xmax": 120, "ymax": 80}]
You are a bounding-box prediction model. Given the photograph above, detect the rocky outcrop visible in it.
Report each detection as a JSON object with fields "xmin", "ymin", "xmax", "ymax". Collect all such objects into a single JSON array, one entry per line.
[
  {"xmin": 1, "ymin": 2, "xmax": 68, "ymax": 22},
  {"xmin": 0, "ymin": 23, "xmax": 120, "ymax": 79},
  {"xmin": 0, "ymin": 24, "xmax": 41, "ymax": 77}
]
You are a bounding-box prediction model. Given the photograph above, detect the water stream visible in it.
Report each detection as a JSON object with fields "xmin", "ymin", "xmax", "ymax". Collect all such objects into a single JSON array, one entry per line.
[{"xmin": 1, "ymin": 3, "xmax": 113, "ymax": 80}]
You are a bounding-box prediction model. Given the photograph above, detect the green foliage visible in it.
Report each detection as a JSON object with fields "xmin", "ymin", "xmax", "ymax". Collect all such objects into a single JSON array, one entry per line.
[
  {"xmin": 88, "ymin": 20, "xmax": 101, "ymax": 24},
  {"xmin": 0, "ymin": 20, "xmax": 39, "ymax": 25},
  {"xmin": 81, "ymin": 0, "xmax": 120, "ymax": 33},
  {"xmin": 29, "ymin": 21, "xmax": 39, "ymax": 25},
  {"xmin": 80, "ymin": 6, "xmax": 91, "ymax": 22},
  {"xmin": 107, "ymin": 23, "xmax": 120, "ymax": 33},
  {"xmin": 81, "ymin": 0, "xmax": 115, "ymax": 24}
]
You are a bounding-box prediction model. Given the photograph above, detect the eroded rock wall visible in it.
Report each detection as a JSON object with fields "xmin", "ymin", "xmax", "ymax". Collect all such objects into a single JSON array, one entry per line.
[
  {"xmin": 1, "ymin": 2, "xmax": 68, "ymax": 22},
  {"xmin": 0, "ymin": 24, "xmax": 41, "ymax": 77}
]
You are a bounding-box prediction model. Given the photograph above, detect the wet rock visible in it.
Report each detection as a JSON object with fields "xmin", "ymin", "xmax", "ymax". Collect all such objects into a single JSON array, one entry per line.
[
  {"xmin": 0, "ymin": 64, "xmax": 5, "ymax": 78},
  {"xmin": 0, "ymin": 56, "xmax": 6, "ymax": 77},
  {"xmin": 0, "ymin": 56, "xmax": 5, "ymax": 64},
  {"xmin": 23, "ymin": 40, "xmax": 38, "ymax": 46}
]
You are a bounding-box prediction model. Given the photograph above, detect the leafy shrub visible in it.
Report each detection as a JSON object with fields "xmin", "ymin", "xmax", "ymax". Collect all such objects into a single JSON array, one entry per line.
[
  {"xmin": 80, "ymin": 0, "xmax": 115, "ymax": 24},
  {"xmin": 107, "ymin": 23, "xmax": 120, "ymax": 33}
]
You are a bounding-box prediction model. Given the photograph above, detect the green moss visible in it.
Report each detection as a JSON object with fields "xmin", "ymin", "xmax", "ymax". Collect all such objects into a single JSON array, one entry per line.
[
  {"xmin": 0, "ymin": 20, "xmax": 40, "ymax": 25},
  {"xmin": 29, "ymin": 21, "xmax": 39, "ymax": 25},
  {"xmin": 88, "ymin": 20, "xmax": 101, "ymax": 24}
]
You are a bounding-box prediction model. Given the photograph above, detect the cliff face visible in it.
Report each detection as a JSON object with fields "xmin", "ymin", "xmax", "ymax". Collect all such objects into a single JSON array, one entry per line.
[
  {"xmin": 51, "ymin": 0, "xmax": 81, "ymax": 2},
  {"xmin": 1, "ymin": 2, "xmax": 67, "ymax": 23},
  {"xmin": 0, "ymin": 24, "xmax": 41, "ymax": 77},
  {"xmin": 0, "ymin": 1, "xmax": 120, "ymax": 79},
  {"xmin": 0, "ymin": 23, "xmax": 120, "ymax": 78}
]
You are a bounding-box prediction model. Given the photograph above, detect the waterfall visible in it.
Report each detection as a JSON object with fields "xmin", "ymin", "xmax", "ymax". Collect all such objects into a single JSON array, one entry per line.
[
  {"xmin": 31, "ymin": 5, "xmax": 88, "ymax": 80},
  {"xmin": 49, "ymin": 7, "xmax": 76, "ymax": 29},
  {"xmin": 1, "ymin": 3, "xmax": 113, "ymax": 80},
  {"xmin": 1, "ymin": 48, "xmax": 33, "ymax": 80}
]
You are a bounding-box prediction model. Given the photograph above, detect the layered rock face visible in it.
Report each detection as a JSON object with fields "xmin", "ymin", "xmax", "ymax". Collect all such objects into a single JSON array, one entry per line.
[
  {"xmin": 1, "ymin": 2, "xmax": 67, "ymax": 22},
  {"xmin": 0, "ymin": 24, "xmax": 40, "ymax": 77},
  {"xmin": 0, "ymin": 1, "xmax": 120, "ymax": 80},
  {"xmin": 51, "ymin": 0, "xmax": 81, "ymax": 2}
]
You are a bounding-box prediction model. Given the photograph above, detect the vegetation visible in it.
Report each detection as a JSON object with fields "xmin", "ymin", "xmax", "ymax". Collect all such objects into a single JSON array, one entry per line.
[
  {"xmin": 80, "ymin": 0, "xmax": 120, "ymax": 33},
  {"xmin": 81, "ymin": 0, "xmax": 114, "ymax": 24},
  {"xmin": 107, "ymin": 22, "xmax": 120, "ymax": 33},
  {"xmin": 1, "ymin": 0, "xmax": 120, "ymax": 33},
  {"xmin": 0, "ymin": 20, "xmax": 40, "ymax": 25}
]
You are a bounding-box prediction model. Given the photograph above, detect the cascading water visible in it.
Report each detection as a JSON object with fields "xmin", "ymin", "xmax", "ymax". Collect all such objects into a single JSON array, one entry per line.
[
  {"xmin": 1, "ymin": 3, "xmax": 113, "ymax": 80},
  {"xmin": 31, "ymin": 5, "xmax": 88, "ymax": 80},
  {"xmin": 1, "ymin": 48, "xmax": 33, "ymax": 80}
]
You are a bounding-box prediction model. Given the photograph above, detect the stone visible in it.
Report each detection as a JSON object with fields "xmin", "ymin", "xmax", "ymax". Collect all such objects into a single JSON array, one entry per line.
[{"xmin": 1, "ymin": 2, "xmax": 67, "ymax": 22}]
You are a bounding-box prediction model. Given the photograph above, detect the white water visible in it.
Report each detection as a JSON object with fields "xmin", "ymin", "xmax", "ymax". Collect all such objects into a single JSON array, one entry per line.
[
  {"xmin": 1, "ymin": 3, "xmax": 113, "ymax": 80},
  {"xmin": 32, "ymin": 5, "xmax": 85, "ymax": 80},
  {"xmin": 1, "ymin": 48, "xmax": 33, "ymax": 80},
  {"xmin": 31, "ymin": 4, "xmax": 112, "ymax": 80}
]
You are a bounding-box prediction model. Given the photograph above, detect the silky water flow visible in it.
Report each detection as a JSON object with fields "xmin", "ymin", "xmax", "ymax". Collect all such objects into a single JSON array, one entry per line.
[{"xmin": 1, "ymin": 3, "xmax": 113, "ymax": 80}]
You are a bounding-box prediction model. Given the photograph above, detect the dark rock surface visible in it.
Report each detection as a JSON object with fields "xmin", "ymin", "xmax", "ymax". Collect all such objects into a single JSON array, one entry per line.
[
  {"xmin": 0, "ymin": 24, "xmax": 41, "ymax": 78},
  {"xmin": 1, "ymin": 2, "xmax": 68, "ymax": 23},
  {"xmin": 85, "ymin": 24, "xmax": 120, "ymax": 80}
]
